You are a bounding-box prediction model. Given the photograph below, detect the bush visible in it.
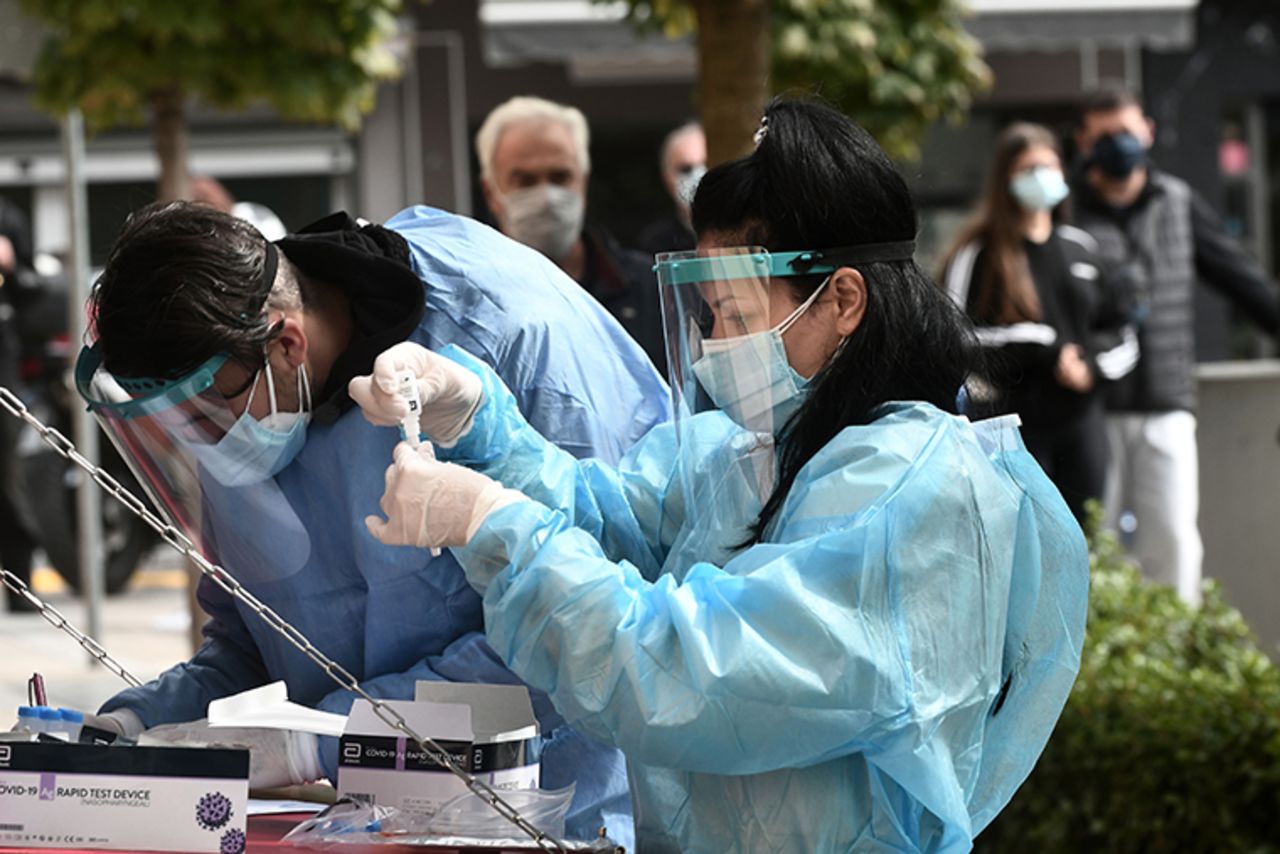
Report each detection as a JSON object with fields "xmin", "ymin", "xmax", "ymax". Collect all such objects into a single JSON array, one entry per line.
[{"xmin": 978, "ymin": 519, "xmax": 1280, "ymax": 853}]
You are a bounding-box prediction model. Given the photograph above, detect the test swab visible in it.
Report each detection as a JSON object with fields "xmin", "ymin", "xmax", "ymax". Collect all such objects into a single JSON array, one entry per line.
[{"xmin": 395, "ymin": 370, "xmax": 441, "ymax": 558}]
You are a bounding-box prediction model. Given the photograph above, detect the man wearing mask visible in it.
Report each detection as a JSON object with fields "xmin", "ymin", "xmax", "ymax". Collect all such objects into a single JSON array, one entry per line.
[
  {"xmin": 636, "ymin": 121, "xmax": 706, "ymax": 257},
  {"xmin": 1072, "ymin": 85, "xmax": 1280, "ymax": 605},
  {"xmin": 476, "ymin": 96, "xmax": 665, "ymax": 372}
]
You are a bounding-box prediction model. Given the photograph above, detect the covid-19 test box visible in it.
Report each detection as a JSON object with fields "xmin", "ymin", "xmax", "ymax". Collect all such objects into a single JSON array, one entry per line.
[
  {"xmin": 336, "ymin": 683, "xmax": 540, "ymax": 817},
  {"xmin": 0, "ymin": 740, "xmax": 249, "ymax": 853}
]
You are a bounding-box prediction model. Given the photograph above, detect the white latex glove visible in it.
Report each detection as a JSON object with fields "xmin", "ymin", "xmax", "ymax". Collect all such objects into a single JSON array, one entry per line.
[
  {"xmin": 82, "ymin": 708, "xmax": 146, "ymax": 740},
  {"xmin": 348, "ymin": 342, "xmax": 483, "ymax": 447},
  {"xmin": 365, "ymin": 442, "xmax": 526, "ymax": 549},
  {"xmin": 139, "ymin": 719, "xmax": 321, "ymax": 789}
]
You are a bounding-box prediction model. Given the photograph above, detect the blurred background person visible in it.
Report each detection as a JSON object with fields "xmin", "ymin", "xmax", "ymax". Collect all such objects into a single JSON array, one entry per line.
[
  {"xmin": 942, "ymin": 122, "xmax": 1130, "ymax": 525},
  {"xmin": 476, "ymin": 96, "xmax": 665, "ymax": 372},
  {"xmin": 636, "ymin": 121, "xmax": 705, "ymax": 256},
  {"xmin": 190, "ymin": 175, "xmax": 288, "ymax": 241},
  {"xmin": 1073, "ymin": 85, "xmax": 1280, "ymax": 604},
  {"xmin": 0, "ymin": 197, "xmax": 39, "ymax": 613}
]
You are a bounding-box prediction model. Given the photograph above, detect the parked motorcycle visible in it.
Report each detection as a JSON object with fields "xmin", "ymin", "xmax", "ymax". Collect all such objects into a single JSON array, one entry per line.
[{"xmin": 13, "ymin": 261, "xmax": 159, "ymax": 595}]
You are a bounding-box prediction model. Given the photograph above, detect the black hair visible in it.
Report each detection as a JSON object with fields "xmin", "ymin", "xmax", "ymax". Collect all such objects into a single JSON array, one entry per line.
[
  {"xmin": 91, "ymin": 201, "xmax": 281, "ymax": 380},
  {"xmin": 1077, "ymin": 83, "xmax": 1143, "ymax": 127},
  {"xmin": 691, "ymin": 96, "xmax": 981, "ymax": 546}
]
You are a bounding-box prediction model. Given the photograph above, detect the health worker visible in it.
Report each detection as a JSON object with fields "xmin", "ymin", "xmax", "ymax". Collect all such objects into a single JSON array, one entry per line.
[
  {"xmin": 74, "ymin": 202, "xmax": 670, "ymax": 847},
  {"xmin": 354, "ymin": 98, "xmax": 1090, "ymax": 853}
]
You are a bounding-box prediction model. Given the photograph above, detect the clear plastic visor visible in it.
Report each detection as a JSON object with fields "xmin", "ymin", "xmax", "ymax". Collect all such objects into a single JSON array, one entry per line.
[
  {"xmin": 74, "ymin": 345, "xmax": 311, "ymax": 581},
  {"xmin": 656, "ymin": 246, "xmax": 835, "ymax": 427}
]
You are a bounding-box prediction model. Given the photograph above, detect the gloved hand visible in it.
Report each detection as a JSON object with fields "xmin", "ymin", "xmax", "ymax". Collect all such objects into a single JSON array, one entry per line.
[
  {"xmin": 366, "ymin": 442, "xmax": 526, "ymax": 549},
  {"xmin": 348, "ymin": 342, "xmax": 483, "ymax": 447},
  {"xmin": 138, "ymin": 720, "xmax": 321, "ymax": 789},
  {"xmin": 82, "ymin": 708, "xmax": 146, "ymax": 740}
]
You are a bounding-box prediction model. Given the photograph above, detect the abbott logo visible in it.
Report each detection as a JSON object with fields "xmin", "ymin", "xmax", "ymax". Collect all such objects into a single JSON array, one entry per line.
[
  {"xmin": 0, "ymin": 746, "xmax": 9, "ymax": 767},
  {"xmin": 342, "ymin": 743, "xmax": 362, "ymax": 763}
]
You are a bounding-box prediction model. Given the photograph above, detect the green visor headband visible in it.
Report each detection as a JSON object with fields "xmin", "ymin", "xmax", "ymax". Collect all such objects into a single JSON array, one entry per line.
[
  {"xmin": 76, "ymin": 344, "xmax": 230, "ymax": 420},
  {"xmin": 654, "ymin": 241, "xmax": 916, "ymax": 287},
  {"xmin": 75, "ymin": 241, "xmax": 280, "ymax": 420}
]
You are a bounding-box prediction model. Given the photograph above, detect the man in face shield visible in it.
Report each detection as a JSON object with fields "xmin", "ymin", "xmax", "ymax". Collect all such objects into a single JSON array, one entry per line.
[
  {"xmin": 476, "ymin": 95, "xmax": 666, "ymax": 372},
  {"xmin": 1071, "ymin": 84, "xmax": 1280, "ymax": 606},
  {"xmin": 75, "ymin": 201, "xmax": 669, "ymax": 847}
]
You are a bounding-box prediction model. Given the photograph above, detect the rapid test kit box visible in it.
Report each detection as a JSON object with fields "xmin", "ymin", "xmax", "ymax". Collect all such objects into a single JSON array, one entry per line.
[
  {"xmin": 0, "ymin": 740, "xmax": 249, "ymax": 853},
  {"xmin": 336, "ymin": 683, "xmax": 540, "ymax": 816}
]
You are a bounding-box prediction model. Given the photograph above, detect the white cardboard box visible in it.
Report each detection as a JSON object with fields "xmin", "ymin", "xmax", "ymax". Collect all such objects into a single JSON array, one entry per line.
[
  {"xmin": 336, "ymin": 683, "xmax": 540, "ymax": 817},
  {"xmin": 0, "ymin": 740, "xmax": 249, "ymax": 852}
]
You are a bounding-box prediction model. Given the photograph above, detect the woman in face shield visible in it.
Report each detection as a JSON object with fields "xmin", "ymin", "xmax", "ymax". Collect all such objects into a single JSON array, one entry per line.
[{"xmin": 354, "ymin": 98, "xmax": 1089, "ymax": 853}]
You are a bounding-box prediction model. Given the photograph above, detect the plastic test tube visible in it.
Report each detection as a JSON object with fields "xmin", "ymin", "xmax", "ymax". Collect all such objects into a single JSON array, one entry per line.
[
  {"xmin": 15, "ymin": 706, "xmax": 38, "ymax": 733},
  {"xmin": 59, "ymin": 708, "xmax": 84, "ymax": 742},
  {"xmin": 395, "ymin": 370, "xmax": 442, "ymax": 557},
  {"xmin": 396, "ymin": 371, "xmax": 423, "ymax": 448},
  {"xmin": 38, "ymin": 706, "xmax": 60, "ymax": 736}
]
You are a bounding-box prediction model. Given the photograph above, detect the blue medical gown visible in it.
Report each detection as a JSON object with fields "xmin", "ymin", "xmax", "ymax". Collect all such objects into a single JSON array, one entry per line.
[
  {"xmin": 100, "ymin": 207, "xmax": 670, "ymax": 845},
  {"xmin": 437, "ymin": 347, "xmax": 1090, "ymax": 853}
]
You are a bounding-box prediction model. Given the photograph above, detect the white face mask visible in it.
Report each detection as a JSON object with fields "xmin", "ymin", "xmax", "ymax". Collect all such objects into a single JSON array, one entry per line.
[
  {"xmin": 1010, "ymin": 166, "xmax": 1069, "ymax": 212},
  {"xmin": 500, "ymin": 184, "xmax": 585, "ymax": 261},
  {"xmin": 191, "ymin": 360, "xmax": 312, "ymax": 487},
  {"xmin": 675, "ymin": 165, "xmax": 707, "ymax": 208},
  {"xmin": 692, "ymin": 277, "xmax": 831, "ymax": 433}
]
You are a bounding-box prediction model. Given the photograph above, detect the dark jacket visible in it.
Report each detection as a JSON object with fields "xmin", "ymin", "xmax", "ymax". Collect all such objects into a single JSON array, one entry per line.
[
  {"xmin": 636, "ymin": 214, "xmax": 696, "ymax": 258},
  {"xmin": 580, "ymin": 226, "xmax": 667, "ymax": 374},
  {"xmin": 944, "ymin": 225, "xmax": 1132, "ymax": 427},
  {"xmin": 1073, "ymin": 169, "xmax": 1280, "ymax": 412}
]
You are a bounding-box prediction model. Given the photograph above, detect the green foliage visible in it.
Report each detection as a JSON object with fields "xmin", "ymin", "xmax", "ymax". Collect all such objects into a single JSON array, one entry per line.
[
  {"xmin": 979, "ymin": 516, "xmax": 1280, "ymax": 853},
  {"xmin": 611, "ymin": 0, "xmax": 991, "ymax": 160},
  {"xmin": 772, "ymin": 0, "xmax": 990, "ymax": 160},
  {"xmin": 18, "ymin": 0, "xmax": 404, "ymax": 131}
]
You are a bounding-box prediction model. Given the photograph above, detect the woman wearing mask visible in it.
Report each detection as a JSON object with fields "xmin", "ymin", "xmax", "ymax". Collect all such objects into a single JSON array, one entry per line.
[
  {"xmin": 942, "ymin": 122, "xmax": 1123, "ymax": 524},
  {"xmin": 353, "ymin": 100, "xmax": 1089, "ymax": 853}
]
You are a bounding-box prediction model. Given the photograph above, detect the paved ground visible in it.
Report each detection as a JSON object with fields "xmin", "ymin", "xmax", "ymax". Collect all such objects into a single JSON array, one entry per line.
[{"xmin": 1, "ymin": 552, "xmax": 193, "ymax": 720}]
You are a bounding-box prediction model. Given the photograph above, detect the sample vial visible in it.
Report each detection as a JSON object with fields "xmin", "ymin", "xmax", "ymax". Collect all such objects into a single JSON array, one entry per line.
[
  {"xmin": 59, "ymin": 708, "xmax": 84, "ymax": 743},
  {"xmin": 15, "ymin": 706, "xmax": 38, "ymax": 733},
  {"xmin": 396, "ymin": 371, "xmax": 423, "ymax": 448},
  {"xmin": 37, "ymin": 706, "xmax": 61, "ymax": 737}
]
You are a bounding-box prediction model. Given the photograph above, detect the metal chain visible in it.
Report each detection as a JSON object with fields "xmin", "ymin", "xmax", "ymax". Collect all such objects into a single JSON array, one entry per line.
[
  {"xmin": 0, "ymin": 385, "xmax": 572, "ymax": 853},
  {"xmin": 0, "ymin": 566, "xmax": 143, "ymax": 688}
]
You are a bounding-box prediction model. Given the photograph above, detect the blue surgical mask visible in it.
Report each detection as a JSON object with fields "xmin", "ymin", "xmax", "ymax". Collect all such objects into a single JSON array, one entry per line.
[
  {"xmin": 692, "ymin": 277, "xmax": 830, "ymax": 433},
  {"xmin": 1010, "ymin": 166, "xmax": 1069, "ymax": 211},
  {"xmin": 192, "ymin": 361, "xmax": 312, "ymax": 487}
]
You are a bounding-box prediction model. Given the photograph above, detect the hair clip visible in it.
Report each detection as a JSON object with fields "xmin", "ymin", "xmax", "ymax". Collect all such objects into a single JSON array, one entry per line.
[{"xmin": 753, "ymin": 115, "xmax": 769, "ymax": 147}]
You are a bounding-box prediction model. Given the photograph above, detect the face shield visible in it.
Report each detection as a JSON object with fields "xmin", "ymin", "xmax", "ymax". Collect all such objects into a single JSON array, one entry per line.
[
  {"xmin": 75, "ymin": 342, "xmax": 315, "ymax": 583},
  {"xmin": 653, "ymin": 241, "xmax": 914, "ymax": 550}
]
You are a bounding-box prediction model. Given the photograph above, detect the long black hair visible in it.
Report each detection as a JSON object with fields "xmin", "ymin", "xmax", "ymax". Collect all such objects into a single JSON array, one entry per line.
[{"xmin": 692, "ymin": 97, "xmax": 981, "ymax": 545}]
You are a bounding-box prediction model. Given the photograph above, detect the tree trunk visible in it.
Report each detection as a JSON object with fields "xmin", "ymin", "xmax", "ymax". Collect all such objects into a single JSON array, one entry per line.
[
  {"xmin": 151, "ymin": 87, "xmax": 190, "ymax": 202},
  {"xmin": 692, "ymin": 0, "xmax": 772, "ymax": 167}
]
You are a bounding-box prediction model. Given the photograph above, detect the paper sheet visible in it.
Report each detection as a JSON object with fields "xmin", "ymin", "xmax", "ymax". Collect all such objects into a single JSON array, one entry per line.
[
  {"xmin": 208, "ymin": 681, "xmax": 348, "ymax": 737},
  {"xmin": 246, "ymin": 798, "xmax": 327, "ymax": 816}
]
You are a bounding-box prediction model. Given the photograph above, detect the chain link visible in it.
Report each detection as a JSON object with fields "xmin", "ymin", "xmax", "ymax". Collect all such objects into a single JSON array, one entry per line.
[
  {"xmin": 0, "ymin": 566, "xmax": 143, "ymax": 688},
  {"xmin": 0, "ymin": 385, "xmax": 576, "ymax": 852}
]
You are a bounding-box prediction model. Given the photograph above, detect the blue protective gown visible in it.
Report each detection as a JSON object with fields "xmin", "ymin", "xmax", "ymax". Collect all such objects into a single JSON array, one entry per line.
[
  {"xmin": 100, "ymin": 207, "xmax": 670, "ymax": 846},
  {"xmin": 436, "ymin": 347, "xmax": 1090, "ymax": 853}
]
